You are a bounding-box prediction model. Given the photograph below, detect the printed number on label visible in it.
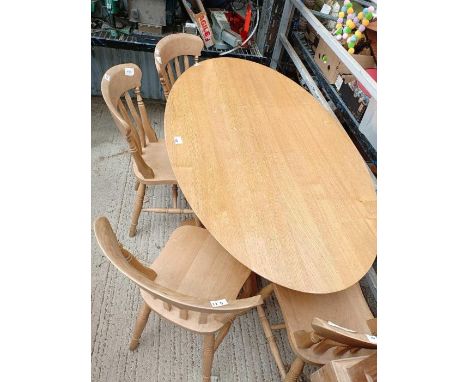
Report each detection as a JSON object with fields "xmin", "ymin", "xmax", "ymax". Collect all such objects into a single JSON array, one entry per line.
[
  {"xmin": 174, "ymin": 136, "xmax": 183, "ymax": 144},
  {"xmin": 210, "ymin": 299, "xmax": 228, "ymax": 307},
  {"xmin": 124, "ymin": 67, "xmax": 134, "ymax": 76}
]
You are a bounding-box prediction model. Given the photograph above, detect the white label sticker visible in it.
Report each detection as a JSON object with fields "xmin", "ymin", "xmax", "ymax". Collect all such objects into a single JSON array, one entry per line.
[
  {"xmin": 104, "ymin": 73, "xmax": 110, "ymax": 81},
  {"xmin": 366, "ymin": 334, "xmax": 377, "ymax": 344},
  {"xmin": 320, "ymin": 4, "xmax": 332, "ymax": 15},
  {"xmin": 124, "ymin": 67, "xmax": 134, "ymax": 76},
  {"xmin": 327, "ymin": 321, "xmax": 357, "ymax": 333},
  {"xmin": 210, "ymin": 299, "xmax": 228, "ymax": 307},
  {"xmin": 335, "ymin": 75, "xmax": 344, "ymax": 91},
  {"xmin": 174, "ymin": 136, "xmax": 183, "ymax": 145}
]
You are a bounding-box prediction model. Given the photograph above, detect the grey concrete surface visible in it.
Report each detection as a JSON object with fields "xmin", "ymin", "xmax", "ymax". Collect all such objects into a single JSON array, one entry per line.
[{"xmin": 91, "ymin": 96, "xmax": 317, "ymax": 381}]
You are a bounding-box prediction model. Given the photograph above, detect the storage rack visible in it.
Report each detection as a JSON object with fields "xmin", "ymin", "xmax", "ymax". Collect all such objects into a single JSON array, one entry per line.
[
  {"xmin": 292, "ymin": 32, "xmax": 376, "ymax": 164},
  {"xmin": 270, "ymin": 0, "xmax": 377, "ymax": 303},
  {"xmin": 91, "ymin": 30, "xmax": 267, "ymax": 63},
  {"xmin": 270, "ymin": 0, "xmax": 377, "ymax": 167}
]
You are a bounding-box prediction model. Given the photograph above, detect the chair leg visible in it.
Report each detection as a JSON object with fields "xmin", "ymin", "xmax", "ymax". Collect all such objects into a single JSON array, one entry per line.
[
  {"xmin": 129, "ymin": 302, "xmax": 151, "ymax": 350},
  {"xmin": 214, "ymin": 319, "xmax": 234, "ymax": 351},
  {"xmin": 257, "ymin": 305, "xmax": 287, "ymax": 379},
  {"xmin": 284, "ymin": 357, "xmax": 305, "ymax": 382},
  {"xmin": 171, "ymin": 184, "xmax": 178, "ymax": 208},
  {"xmin": 129, "ymin": 182, "xmax": 146, "ymax": 237},
  {"xmin": 202, "ymin": 333, "xmax": 215, "ymax": 382}
]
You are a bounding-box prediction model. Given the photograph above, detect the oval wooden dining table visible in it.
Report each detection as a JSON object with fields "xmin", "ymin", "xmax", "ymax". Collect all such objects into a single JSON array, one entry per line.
[{"xmin": 164, "ymin": 57, "xmax": 376, "ymax": 294}]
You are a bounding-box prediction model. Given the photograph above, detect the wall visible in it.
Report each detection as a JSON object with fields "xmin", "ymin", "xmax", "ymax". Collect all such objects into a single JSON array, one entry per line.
[{"xmin": 91, "ymin": 46, "xmax": 164, "ymax": 100}]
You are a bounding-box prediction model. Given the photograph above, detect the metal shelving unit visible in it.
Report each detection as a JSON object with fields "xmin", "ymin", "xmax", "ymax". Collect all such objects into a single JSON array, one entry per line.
[
  {"xmin": 292, "ymin": 32, "xmax": 376, "ymax": 164},
  {"xmin": 91, "ymin": 30, "xmax": 267, "ymax": 63},
  {"xmin": 269, "ymin": 0, "xmax": 377, "ymax": 303},
  {"xmin": 270, "ymin": 0, "xmax": 377, "ymax": 166}
]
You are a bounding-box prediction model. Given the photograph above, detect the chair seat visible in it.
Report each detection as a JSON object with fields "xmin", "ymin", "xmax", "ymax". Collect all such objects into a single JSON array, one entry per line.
[
  {"xmin": 133, "ymin": 141, "xmax": 177, "ymax": 184},
  {"xmin": 274, "ymin": 284, "xmax": 374, "ymax": 364},
  {"xmin": 140, "ymin": 226, "xmax": 251, "ymax": 333}
]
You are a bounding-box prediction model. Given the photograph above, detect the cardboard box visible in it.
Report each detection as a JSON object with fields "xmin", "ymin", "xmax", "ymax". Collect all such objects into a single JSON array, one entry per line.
[
  {"xmin": 314, "ymin": 38, "xmax": 376, "ymax": 84},
  {"xmin": 181, "ymin": 0, "xmax": 214, "ymax": 48},
  {"xmin": 366, "ymin": 20, "xmax": 377, "ymax": 62}
]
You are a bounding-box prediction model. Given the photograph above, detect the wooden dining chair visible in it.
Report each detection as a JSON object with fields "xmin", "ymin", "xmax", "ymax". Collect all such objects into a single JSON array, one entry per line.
[
  {"xmin": 154, "ymin": 33, "xmax": 204, "ymax": 98},
  {"xmin": 309, "ymin": 353, "xmax": 377, "ymax": 382},
  {"xmin": 101, "ymin": 63, "xmax": 197, "ymax": 237},
  {"xmin": 94, "ymin": 216, "xmax": 267, "ymax": 381},
  {"xmin": 257, "ymin": 284, "xmax": 377, "ymax": 381}
]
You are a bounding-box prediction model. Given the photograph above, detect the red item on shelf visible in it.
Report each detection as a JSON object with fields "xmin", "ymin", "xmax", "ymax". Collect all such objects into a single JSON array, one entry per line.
[
  {"xmin": 358, "ymin": 68, "xmax": 377, "ymax": 97},
  {"xmin": 225, "ymin": 2, "xmax": 252, "ymax": 42},
  {"xmin": 242, "ymin": 3, "xmax": 252, "ymax": 42}
]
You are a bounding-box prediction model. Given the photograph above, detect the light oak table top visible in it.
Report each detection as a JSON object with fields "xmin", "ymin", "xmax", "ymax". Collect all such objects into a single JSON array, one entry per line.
[{"xmin": 165, "ymin": 58, "xmax": 376, "ymax": 294}]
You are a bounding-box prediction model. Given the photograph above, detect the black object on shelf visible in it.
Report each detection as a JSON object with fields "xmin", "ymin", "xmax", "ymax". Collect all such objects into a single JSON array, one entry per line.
[{"xmin": 338, "ymin": 82, "xmax": 368, "ymax": 123}]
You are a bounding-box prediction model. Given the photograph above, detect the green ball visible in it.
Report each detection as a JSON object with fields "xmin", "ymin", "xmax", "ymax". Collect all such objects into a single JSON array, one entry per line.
[
  {"xmin": 365, "ymin": 12, "xmax": 373, "ymax": 20},
  {"xmin": 346, "ymin": 3, "xmax": 352, "ymax": 8},
  {"xmin": 348, "ymin": 41, "xmax": 355, "ymax": 48},
  {"xmin": 336, "ymin": 27, "xmax": 343, "ymax": 34},
  {"xmin": 344, "ymin": 26, "xmax": 351, "ymax": 33}
]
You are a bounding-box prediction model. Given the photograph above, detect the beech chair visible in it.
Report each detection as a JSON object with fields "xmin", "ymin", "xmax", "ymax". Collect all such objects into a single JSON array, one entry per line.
[
  {"xmin": 309, "ymin": 353, "xmax": 377, "ymax": 382},
  {"xmin": 257, "ymin": 284, "xmax": 377, "ymax": 382},
  {"xmin": 101, "ymin": 63, "xmax": 197, "ymax": 237},
  {"xmin": 154, "ymin": 33, "xmax": 204, "ymax": 98},
  {"xmin": 94, "ymin": 216, "xmax": 267, "ymax": 381}
]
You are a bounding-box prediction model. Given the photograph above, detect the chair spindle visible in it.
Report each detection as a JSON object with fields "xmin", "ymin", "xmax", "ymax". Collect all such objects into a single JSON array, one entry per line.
[
  {"xmin": 199, "ymin": 312, "xmax": 208, "ymax": 324},
  {"xmin": 166, "ymin": 64, "xmax": 176, "ymax": 86},
  {"xmin": 119, "ymin": 244, "xmax": 157, "ymax": 280},
  {"xmin": 163, "ymin": 302, "xmax": 172, "ymax": 311},
  {"xmin": 179, "ymin": 309, "xmax": 188, "ymax": 320},
  {"xmin": 174, "ymin": 57, "xmax": 182, "ymax": 78},
  {"xmin": 118, "ymin": 100, "xmax": 142, "ymax": 154},
  {"xmin": 135, "ymin": 86, "xmax": 157, "ymax": 142},
  {"xmin": 124, "ymin": 92, "xmax": 146, "ymax": 147}
]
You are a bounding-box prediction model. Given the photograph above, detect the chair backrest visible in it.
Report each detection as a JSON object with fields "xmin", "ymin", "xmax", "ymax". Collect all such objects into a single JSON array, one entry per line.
[
  {"xmin": 101, "ymin": 63, "xmax": 158, "ymax": 180},
  {"xmin": 293, "ymin": 317, "xmax": 377, "ymax": 364},
  {"xmin": 94, "ymin": 216, "xmax": 263, "ymax": 323},
  {"xmin": 154, "ymin": 33, "xmax": 204, "ymax": 98}
]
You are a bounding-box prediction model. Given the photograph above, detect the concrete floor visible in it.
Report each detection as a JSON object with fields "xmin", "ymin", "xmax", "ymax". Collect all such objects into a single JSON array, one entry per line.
[{"xmin": 91, "ymin": 96, "xmax": 317, "ymax": 381}]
